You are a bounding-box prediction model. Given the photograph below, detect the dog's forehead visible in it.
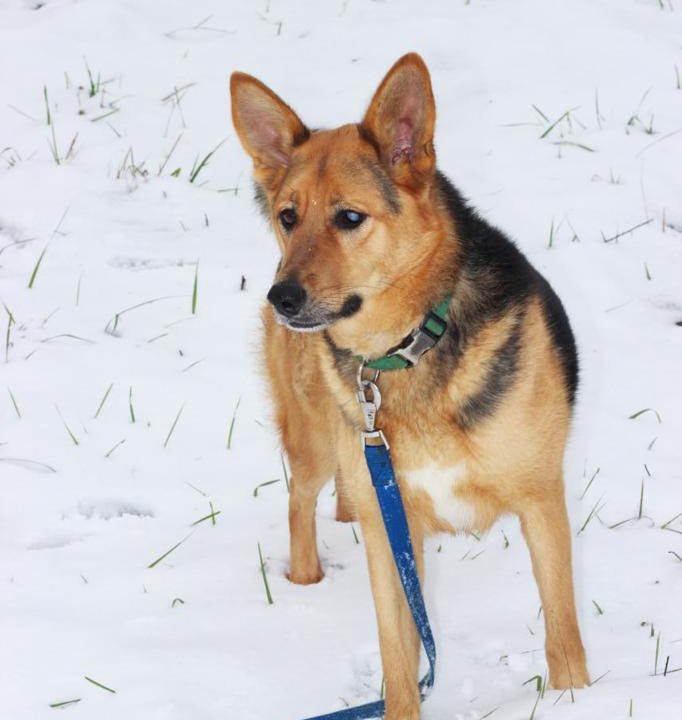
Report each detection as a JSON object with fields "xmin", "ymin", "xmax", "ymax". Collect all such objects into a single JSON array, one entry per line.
[
  {"xmin": 282, "ymin": 126, "xmax": 400, "ymax": 213},
  {"xmin": 291, "ymin": 125, "xmax": 371, "ymax": 175}
]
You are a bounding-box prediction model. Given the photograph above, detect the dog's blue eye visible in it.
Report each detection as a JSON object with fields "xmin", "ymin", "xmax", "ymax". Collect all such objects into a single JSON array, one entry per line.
[
  {"xmin": 334, "ymin": 209, "xmax": 366, "ymax": 230},
  {"xmin": 279, "ymin": 207, "xmax": 297, "ymax": 231}
]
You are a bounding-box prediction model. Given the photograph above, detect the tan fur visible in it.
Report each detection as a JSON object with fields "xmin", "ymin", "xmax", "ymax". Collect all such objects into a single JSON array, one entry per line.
[{"xmin": 233, "ymin": 53, "xmax": 589, "ymax": 718}]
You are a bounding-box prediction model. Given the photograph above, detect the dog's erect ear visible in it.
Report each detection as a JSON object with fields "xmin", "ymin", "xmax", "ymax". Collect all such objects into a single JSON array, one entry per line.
[
  {"xmin": 230, "ymin": 72, "xmax": 308, "ymax": 173},
  {"xmin": 361, "ymin": 53, "xmax": 436, "ymax": 185}
]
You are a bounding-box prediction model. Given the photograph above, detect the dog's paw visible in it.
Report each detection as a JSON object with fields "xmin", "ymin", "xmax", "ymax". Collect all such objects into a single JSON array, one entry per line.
[
  {"xmin": 287, "ymin": 569, "xmax": 324, "ymax": 585},
  {"xmin": 549, "ymin": 667, "xmax": 591, "ymax": 690},
  {"xmin": 335, "ymin": 506, "xmax": 356, "ymax": 523}
]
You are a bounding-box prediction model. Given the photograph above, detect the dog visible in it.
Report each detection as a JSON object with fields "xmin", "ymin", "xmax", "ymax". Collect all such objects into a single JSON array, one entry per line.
[{"xmin": 230, "ymin": 52, "xmax": 590, "ymax": 719}]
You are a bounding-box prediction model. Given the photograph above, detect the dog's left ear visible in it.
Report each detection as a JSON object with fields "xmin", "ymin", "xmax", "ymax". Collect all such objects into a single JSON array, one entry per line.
[
  {"xmin": 230, "ymin": 72, "xmax": 308, "ymax": 188},
  {"xmin": 361, "ymin": 53, "xmax": 436, "ymax": 186}
]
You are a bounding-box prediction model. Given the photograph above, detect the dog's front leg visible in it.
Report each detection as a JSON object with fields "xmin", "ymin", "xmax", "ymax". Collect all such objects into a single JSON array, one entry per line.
[
  {"xmin": 353, "ymin": 473, "xmax": 423, "ymax": 720},
  {"xmin": 287, "ymin": 450, "xmax": 336, "ymax": 585},
  {"xmin": 334, "ymin": 466, "xmax": 356, "ymax": 523}
]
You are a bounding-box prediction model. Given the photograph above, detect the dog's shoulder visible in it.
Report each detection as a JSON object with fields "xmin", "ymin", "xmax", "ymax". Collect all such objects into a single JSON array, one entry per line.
[{"xmin": 435, "ymin": 171, "xmax": 579, "ymax": 407}]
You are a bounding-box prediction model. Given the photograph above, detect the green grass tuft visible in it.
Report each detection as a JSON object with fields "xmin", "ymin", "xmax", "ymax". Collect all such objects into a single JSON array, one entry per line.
[{"xmin": 189, "ymin": 139, "xmax": 225, "ymax": 184}]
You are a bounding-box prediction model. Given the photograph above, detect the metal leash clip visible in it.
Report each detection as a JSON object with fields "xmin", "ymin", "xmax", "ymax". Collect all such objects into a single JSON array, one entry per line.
[{"xmin": 356, "ymin": 361, "xmax": 389, "ymax": 448}]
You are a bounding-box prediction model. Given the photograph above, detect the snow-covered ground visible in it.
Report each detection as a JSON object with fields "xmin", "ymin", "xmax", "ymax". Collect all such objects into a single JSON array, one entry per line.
[{"xmin": 1, "ymin": 1, "xmax": 681, "ymax": 718}]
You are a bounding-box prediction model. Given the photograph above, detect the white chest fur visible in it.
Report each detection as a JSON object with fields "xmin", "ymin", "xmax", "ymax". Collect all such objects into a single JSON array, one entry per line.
[{"xmin": 402, "ymin": 462, "xmax": 474, "ymax": 531}]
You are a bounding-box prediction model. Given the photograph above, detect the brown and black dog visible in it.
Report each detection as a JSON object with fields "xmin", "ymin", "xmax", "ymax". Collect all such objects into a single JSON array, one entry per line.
[{"xmin": 230, "ymin": 53, "xmax": 589, "ymax": 718}]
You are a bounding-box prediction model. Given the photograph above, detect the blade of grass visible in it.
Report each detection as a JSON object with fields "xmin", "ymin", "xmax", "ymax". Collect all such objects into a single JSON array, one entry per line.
[
  {"xmin": 661, "ymin": 513, "xmax": 681, "ymax": 531},
  {"xmin": 629, "ymin": 407, "xmax": 662, "ymax": 423},
  {"xmin": 158, "ymin": 132, "xmax": 183, "ymax": 176},
  {"xmin": 84, "ymin": 676, "xmax": 116, "ymax": 694},
  {"xmin": 28, "ymin": 245, "xmax": 48, "ymax": 289},
  {"xmin": 257, "ymin": 542, "xmax": 274, "ymax": 605},
  {"xmin": 0, "ymin": 457, "xmax": 57, "ymax": 472},
  {"xmin": 104, "ymin": 438, "xmax": 126, "ymax": 458},
  {"xmin": 227, "ymin": 397, "xmax": 241, "ymax": 449},
  {"xmin": 55, "ymin": 405, "xmax": 79, "ymax": 445},
  {"xmin": 577, "ymin": 495, "xmax": 606, "ymax": 535},
  {"xmin": 128, "ymin": 386, "xmax": 135, "ymax": 423},
  {"xmin": 43, "ymin": 85, "xmax": 52, "ymax": 125},
  {"xmin": 528, "ymin": 688, "xmax": 542, "ymax": 720},
  {"xmin": 49, "ymin": 699, "xmax": 81, "ymax": 708},
  {"xmin": 94, "ymin": 382, "xmax": 113, "ymax": 419},
  {"xmin": 190, "ymin": 504, "xmax": 221, "ymax": 526},
  {"xmin": 253, "ymin": 479, "xmax": 281, "ymax": 497},
  {"xmin": 654, "ymin": 632, "xmax": 661, "ymax": 675},
  {"xmin": 148, "ymin": 531, "xmax": 194, "ymax": 569},
  {"xmin": 589, "ymin": 669, "xmax": 611, "ymax": 685},
  {"xmin": 104, "ymin": 294, "xmax": 187, "ymax": 336},
  {"xmin": 191, "ymin": 262, "xmax": 199, "ymax": 314},
  {"xmin": 638, "ymin": 479, "xmax": 645, "ymax": 519},
  {"xmin": 163, "ymin": 403, "xmax": 185, "ymax": 448},
  {"xmin": 579, "ymin": 466, "xmax": 600, "ymax": 500},
  {"xmin": 4, "ymin": 303, "xmax": 14, "ymax": 362},
  {"xmin": 280, "ymin": 452, "xmax": 290, "ymax": 492},
  {"xmin": 539, "ymin": 107, "xmax": 579, "ymax": 139},
  {"xmin": 7, "ymin": 387, "xmax": 21, "ymax": 418}
]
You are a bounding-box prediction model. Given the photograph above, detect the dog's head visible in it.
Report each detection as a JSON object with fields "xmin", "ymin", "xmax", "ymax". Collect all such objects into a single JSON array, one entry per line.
[{"xmin": 230, "ymin": 54, "xmax": 448, "ymax": 337}]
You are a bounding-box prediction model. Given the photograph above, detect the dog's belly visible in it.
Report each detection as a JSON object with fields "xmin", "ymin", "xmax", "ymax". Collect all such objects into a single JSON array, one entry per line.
[{"xmin": 402, "ymin": 462, "xmax": 475, "ymax": 532}]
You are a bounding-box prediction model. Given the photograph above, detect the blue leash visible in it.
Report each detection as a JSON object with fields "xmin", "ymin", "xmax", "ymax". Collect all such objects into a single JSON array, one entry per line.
[{"xmin": 302, "ymin": 441, "xmax": 436, "ymax": 720}]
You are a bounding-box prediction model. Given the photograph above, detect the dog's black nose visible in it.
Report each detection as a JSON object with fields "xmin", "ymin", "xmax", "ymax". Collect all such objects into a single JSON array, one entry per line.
[{"xmin": 267, "ymin": 281, "xmax": 307, "ymax": 318}]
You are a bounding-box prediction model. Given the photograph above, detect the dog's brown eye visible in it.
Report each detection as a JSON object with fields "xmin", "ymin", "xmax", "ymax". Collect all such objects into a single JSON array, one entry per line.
[
  {"xmin": 334, "ymin": 209, "xmax": 366, "ymax": 230},
  {"xmin": 279, "ymin": 208, "xmax": 297, "ymax": 231}
]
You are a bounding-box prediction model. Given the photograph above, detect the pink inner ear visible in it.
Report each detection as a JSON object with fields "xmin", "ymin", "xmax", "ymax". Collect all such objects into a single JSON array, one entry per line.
[
  {"xmin": 386, "ymin": 77, "xmax": 423, "ymax": 165},
  {"xmin": 241, "ymin": 104, "xmax": 290, "ymax": 166},
  {"xmin": 391, "ymin": 117, "xmax": 414, "ymax": 164}
]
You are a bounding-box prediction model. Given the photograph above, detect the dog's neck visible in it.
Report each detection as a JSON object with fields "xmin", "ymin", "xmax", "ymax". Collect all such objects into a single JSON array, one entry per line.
[{"xmin": 326, "ymin": 230, "xmax": 458, "ymax": 361}]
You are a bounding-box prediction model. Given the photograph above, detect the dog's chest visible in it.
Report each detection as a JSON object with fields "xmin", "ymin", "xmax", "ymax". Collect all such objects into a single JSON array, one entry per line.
[{"xmin": 401, "ymin": 462, "xmax": 474, "ymax": 532}]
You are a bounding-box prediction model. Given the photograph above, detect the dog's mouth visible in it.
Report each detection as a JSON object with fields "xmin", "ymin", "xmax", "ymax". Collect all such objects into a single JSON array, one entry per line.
[
  {"xmin": 274, "ymin": 313, "xmax": 331, "ymax": 333},
  {"xmin": 273, "ymin": 294, "xmax": 363, "ymax": 334}
]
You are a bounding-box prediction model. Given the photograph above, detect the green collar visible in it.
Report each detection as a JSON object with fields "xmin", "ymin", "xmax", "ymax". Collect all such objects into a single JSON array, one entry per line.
[{"xmin": 360, "ymin": 294, "xmax": 453, "ymax": 371}]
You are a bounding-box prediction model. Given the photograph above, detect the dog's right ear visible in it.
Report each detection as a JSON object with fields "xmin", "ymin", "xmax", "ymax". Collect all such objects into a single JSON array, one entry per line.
[
  {"xmin": 360, "ymin": 53, "xmax": 436, "ymax": 188},
  {"xmin": 230, "ymin": 72, "xmax": 308, "ymax": 182}
]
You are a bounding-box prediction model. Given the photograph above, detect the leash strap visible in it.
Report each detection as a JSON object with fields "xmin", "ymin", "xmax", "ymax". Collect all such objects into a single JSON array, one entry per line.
[{"xmin": 302, "ymin": 441, "xmax": 436, "ymax": 720}]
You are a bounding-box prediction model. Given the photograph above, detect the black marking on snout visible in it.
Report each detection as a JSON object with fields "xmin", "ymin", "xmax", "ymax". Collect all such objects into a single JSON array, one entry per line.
[{"xmin": 339, "ymin": 294, "xmax": 362, "ymax": 318}]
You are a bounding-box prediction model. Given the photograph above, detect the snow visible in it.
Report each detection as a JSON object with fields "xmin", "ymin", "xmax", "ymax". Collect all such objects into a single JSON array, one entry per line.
[{"xmin": 1, "ymin": 0, "xmax": 681, "ymax": 718}]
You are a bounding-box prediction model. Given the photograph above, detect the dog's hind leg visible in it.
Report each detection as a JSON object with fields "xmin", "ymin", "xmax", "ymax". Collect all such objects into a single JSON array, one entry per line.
[{"xmin": 518, "ymin": 482, "xmax": 590, "ymax": 689}]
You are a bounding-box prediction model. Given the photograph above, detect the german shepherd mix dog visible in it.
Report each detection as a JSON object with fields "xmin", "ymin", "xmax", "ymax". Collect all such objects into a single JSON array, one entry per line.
[{"xmin": 231, "ymin": 53, "xmax": 589, "ymax": 718}]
